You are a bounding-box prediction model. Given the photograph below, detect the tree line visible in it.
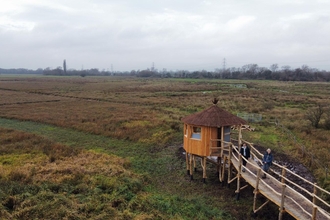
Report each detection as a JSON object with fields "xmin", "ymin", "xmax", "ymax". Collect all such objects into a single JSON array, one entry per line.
[{"xmin": 1, "ymin": 63, "xmax": 330, "ymax": 81}]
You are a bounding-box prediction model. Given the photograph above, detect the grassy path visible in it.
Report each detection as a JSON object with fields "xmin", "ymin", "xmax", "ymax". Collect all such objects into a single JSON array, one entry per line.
[
  {"xmin": 0, "ymin": 118, "xmax": 174, "ymax": 176},
  {"xmin": 0, "ymin": 118, "xmax": 129, "ymax": 153}
]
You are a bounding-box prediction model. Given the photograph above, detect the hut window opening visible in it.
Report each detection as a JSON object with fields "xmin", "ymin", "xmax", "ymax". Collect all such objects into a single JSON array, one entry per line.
[
  {"xmin": 191, "ymin": 127, "xmax": 201, "ymax": 139},
  {"xmin": 224, "ymin": 126, "xmax": 231, "ymax": 142}
]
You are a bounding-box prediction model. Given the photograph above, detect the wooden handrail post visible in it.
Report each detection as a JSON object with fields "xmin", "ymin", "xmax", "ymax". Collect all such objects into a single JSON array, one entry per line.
[
  {"xmin": 312, "ymin": 206, "xmax": 318, "ymax": 220},
  {"xmin": 227, "ymin": 144, "xmax": 232, "ymax": 186},
  {"xmin": 255, "ymin": 169, "xmax": 261, "ymax": 190},
  {"xmin": 281, "ymin": 166, "xmax": 286, "ymax": 184},
  {"xmin": 313, "ymin": 183, "xmax": 318, "ymax": 206},
  {"xmin": 238, "ymin": 154, "xmax": 242, "ymax": 174},
  {"xmin": 278, "ymin": 184, "xmax": 286, "ymax": 220},
  {"xmin": 238, "ymin": 125, "xmax": 242, "ymax": 148}
]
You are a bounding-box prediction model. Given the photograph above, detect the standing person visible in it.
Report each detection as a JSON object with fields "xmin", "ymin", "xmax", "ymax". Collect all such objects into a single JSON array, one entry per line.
[
  {"xmin": 240, "ymin": 143, "xmax": 250, "ymax": 172},
  {"xmin": 262, "ymin": 148, "xmax": 273, "ymax": 178}
]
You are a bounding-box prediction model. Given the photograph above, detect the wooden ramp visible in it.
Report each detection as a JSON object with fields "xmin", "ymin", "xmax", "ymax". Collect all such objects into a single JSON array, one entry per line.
[
  {"xmin": 231, "ymin": 158, "xmax": 327, "ymax": 220},
  {"xmin": 205, "ymin": 142, "xmax": 330, "ymax": 220}
]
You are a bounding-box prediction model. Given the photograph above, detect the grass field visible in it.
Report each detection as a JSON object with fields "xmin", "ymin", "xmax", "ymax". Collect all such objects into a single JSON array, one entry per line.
[{"xmin": 0, "ymin": 75, "xmax": 329, "ymax": 219}]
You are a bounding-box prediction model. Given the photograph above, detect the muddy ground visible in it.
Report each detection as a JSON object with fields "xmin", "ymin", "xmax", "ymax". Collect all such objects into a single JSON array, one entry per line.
[{"xmin": 253, "ymin": 144, "xmax": 316, "ymax": 194}]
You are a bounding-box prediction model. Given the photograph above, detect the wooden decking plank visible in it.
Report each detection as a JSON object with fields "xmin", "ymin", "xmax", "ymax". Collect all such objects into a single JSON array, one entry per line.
[
  {"xmin": 230, "ymin": 156, "xmax": 329, "ymax": 220},
  {"xmin": 203, "ymin": 149, "xmax": 329, "ymax": 219}
]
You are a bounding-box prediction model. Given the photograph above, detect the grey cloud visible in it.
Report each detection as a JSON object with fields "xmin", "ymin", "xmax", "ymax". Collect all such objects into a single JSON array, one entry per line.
[{"xmin": 0, "ymin": 0, "xmax": 329, "ymax": 71}]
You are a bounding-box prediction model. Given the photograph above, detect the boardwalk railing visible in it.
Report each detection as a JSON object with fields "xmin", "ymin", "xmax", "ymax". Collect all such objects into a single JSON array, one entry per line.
[
  {"xmin": 208, "ymin": 138, "xmax": 330, "ymax": 220},
  {"xmin": 244, "ymin": 139, "xmax": 330, "ymax": 210}
]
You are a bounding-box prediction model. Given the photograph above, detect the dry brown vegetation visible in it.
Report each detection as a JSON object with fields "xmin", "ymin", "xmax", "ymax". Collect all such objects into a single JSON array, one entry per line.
[
  {"xmin": 0, "ymin": 75, "xmax": 329, "ymax": 219},
  {"xmin": 0, "ymin": 77, "xmax": 329, "ymax": 157},
  {"xmin": 0, "ymin": 128, "xmax": 151, "ymax": 219},
  {"xmin": 0, "ymin": 127, "xmax": 235, "ymax": 219},
  {"xmin": 0, "ymin": 77, "xmax": 329, "ymax": 145}
]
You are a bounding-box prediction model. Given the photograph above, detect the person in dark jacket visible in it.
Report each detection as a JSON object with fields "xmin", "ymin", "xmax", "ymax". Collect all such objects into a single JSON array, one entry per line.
[
  {"xmin": 262, "ymin": 148, "xmax": 273, "ymax": 178},
  {"xmin": 240, "ymin": 143, "xmax": 250, "ymax": 172}
]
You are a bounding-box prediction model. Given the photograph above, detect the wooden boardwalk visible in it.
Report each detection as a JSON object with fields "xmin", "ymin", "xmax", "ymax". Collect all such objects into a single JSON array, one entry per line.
[{"xmin": 203, "ymin": 141, "xmax": 330, "ymax": 220}]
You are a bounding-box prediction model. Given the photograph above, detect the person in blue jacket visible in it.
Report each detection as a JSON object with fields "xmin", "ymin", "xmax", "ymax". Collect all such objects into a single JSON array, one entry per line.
[{"xmin": 262, "ymin": 148, "xmax": 273, "ymax": 178}]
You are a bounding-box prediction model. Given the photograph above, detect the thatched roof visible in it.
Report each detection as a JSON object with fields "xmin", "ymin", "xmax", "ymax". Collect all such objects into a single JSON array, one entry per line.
[{"xmin": 181, "ymin": 105, "xmax": 247, "ymax": 127}]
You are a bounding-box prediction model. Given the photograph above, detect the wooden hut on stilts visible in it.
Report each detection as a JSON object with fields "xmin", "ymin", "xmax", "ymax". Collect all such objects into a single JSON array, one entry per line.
[
  {"xmin": 181, "ymin": 99, "xmax": 330, "ymax": 219},
  {"xmin": 181, "ymin": 99, "xmax": 247, "ymax": 185}
]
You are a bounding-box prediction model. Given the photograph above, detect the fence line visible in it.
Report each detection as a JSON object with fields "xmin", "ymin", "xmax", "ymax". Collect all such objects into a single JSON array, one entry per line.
[{"xmin": 237, "ymin": 113, "xmax": 262, "ymax": 123}]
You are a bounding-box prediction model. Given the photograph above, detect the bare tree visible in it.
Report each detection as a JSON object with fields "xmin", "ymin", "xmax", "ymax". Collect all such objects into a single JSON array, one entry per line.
[
  {"xmin": 305, "ymin": 104, "xmax": 324, "ymax": 128},
  {"xmin": 301, "ymin": 64, "xmax": 310, "ymax": 73},
  {"xmin": 242, "ymin": 64, "xmax": 259, "ymax": 74},
  {"xmin": 281, "ymin": 65, "xmax": 291, "ymax": 71},
  {"xmin": 270, "ymin": 63, "xmax": 278, "ymax": 72}
]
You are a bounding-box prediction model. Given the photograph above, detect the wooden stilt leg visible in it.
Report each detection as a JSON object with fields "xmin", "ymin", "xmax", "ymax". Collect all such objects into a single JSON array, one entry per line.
[
  {"xmin": 202, "ymin": 157, "xmax": 207, "ymax": 183},
  {"xmin": 190, "ymin": 154, "xmax": 193, "ymax": 180},
  {"xmin": 216, "ymin": 157, "xmax": 220, "ymax": 177},
  {"xmin": 228, "ymin": 144, "xmax": 233, "ymax": 188},
  {"xmin": 218, "ymin": 157, "xmax": 222, "ymax": 183},
  {"xmin": 221, "ymin": 156, "xmax": 226, "ymax": 186},
  {"xmin": 221, "ymin": 157, "xmax": 226, "ymax": 181},
  {"xmin": 253, "ymin": 191, "xmax": 258, "ymax": 213},
  {"xmin": 278, "ymin": 184, "xmax": 286, "ymax": 220},
  {"xmin": 193, "ymin": 155, "xmax": 197, "ymax": 172}
]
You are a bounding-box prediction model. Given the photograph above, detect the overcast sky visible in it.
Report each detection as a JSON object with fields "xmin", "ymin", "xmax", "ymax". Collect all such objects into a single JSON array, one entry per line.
[{"xmin": 1, "ymin": 0, "xmax": 330, "ymax": 71}]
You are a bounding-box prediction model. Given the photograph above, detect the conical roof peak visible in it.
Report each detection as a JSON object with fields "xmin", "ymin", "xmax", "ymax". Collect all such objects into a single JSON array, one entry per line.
[{"xmin": 181, "ymin": 105, "xmax": 246, "ymax": 127}]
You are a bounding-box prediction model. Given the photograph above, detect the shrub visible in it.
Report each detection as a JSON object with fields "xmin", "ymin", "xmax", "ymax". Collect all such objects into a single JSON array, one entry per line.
[
  {"xmin": 305, "ymin": 104, "xmax": 324, "ymax": 128},
  {"xmin": 324, "ymin": 109, "xmax": 330, "ymax": 130}
]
